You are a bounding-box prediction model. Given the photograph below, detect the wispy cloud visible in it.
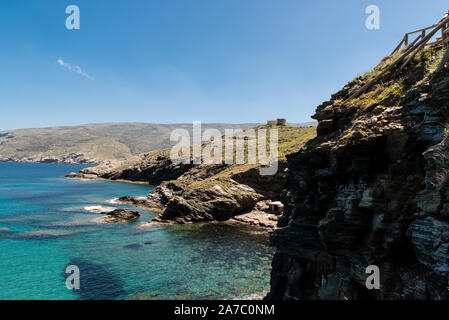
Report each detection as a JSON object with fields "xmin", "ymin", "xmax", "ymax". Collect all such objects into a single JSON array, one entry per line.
[{"xmin": 57, "ymin": 59, "xmax": 93, "ymax": 80}]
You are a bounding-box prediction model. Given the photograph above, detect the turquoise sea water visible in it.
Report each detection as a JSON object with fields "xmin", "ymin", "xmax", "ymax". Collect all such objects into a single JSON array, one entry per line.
[{"xmin": 0, "ymin": 162, "xmax": 274, "ymax": 300}]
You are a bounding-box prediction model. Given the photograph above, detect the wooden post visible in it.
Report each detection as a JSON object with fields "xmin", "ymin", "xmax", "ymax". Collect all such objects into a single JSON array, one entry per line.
[
  {"xmin": 406, "ymin": 34, "xmax": 422, "ymax": 50},
  {"xmin": 404, "ymin": 34, "xmax": 409, "ymax": 47},
  {"xmin": 391, "ymin": 37, "xmax": 405, "ymax": 54},
  {"xmin": 443, "ymin": 23, "xmax": 448, "ymax": 48},
  {"xmin": 446, "ymin": 28, "xmax": 449, "ymax": 47},
  {"xmin": 436, "ymin": 45, "xmax": 449, "ymax": 73}
]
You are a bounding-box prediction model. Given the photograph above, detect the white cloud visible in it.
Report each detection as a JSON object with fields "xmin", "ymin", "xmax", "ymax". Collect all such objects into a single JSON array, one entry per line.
[{"xmin": 57, "ymin": 59, "xmax": 93, "ymax": 80}]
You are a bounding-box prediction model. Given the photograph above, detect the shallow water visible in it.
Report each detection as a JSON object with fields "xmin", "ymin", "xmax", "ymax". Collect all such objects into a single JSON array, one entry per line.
[{"xmin": 0, "ymin": 162, "xmax": 274, "ymax": 300}]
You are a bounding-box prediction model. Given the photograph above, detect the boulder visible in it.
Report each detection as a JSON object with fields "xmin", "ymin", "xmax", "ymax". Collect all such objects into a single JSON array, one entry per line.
[{"xmin": 102, "ymin": 209, "xmax": 140, "ymax": 223}]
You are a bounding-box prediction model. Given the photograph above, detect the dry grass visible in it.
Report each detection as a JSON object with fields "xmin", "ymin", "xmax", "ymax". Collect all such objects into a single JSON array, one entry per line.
[{"xmin": 181, "ymin": 125, "xmax": 317, "ymax": 190}]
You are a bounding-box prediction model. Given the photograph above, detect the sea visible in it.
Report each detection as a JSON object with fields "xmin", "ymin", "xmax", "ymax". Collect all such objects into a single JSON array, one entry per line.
[{"xmin": 0, "ymin": 162, "xmax": 274, "ymax": 300}]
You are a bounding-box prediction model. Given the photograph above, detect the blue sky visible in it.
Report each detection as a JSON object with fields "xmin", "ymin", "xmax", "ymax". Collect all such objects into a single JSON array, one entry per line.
[{"xmin": 0, "ymin": 0, "xmax": 448, "ymax": 130}]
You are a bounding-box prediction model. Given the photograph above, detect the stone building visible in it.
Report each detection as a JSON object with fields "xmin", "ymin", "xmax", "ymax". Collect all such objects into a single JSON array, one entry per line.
[{"xmin": 267, "ymin": 118, "xmax": 287, "ymax": 126}]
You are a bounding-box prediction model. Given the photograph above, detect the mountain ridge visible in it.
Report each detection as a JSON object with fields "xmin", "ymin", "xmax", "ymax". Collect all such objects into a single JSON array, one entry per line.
[
  {"xmin": 0, "ymin": 122, "xmax": 316, "ymax": 164},
  {"xmin": 0, "ymin": 122, "xmax": 261, "ymax": 164}
]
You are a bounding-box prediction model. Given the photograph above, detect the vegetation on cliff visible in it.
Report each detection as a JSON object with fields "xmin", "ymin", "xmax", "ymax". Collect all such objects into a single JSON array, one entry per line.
[{"xmin": 268, "ymin": 39, "xmax": 449, "ymax": 299}]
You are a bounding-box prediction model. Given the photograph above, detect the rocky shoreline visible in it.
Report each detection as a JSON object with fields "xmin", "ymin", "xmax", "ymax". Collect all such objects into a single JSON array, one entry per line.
[
  {"xmin": 65, "ymin": 173, "xmax": 150, "ymax": 185},
  {"xmin": 0, "ymin": 154, "xmax": 99, "ymax": 164},
  {"xmin": 111, "ymin": 196, "xmax": 280, "ymax": 232},
  {"xmin": 65, "ymin": 127, "xmax": 316, "ymax": 232},
  {"xmin": 84, "ymin": 205, "xmax": 141, "ymax": 224}
]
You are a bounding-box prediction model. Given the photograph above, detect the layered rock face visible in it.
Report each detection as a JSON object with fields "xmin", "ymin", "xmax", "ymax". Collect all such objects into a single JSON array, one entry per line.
[{"xmin": 268, "ymin": 47, "xmax": 449, "ymax": 299}]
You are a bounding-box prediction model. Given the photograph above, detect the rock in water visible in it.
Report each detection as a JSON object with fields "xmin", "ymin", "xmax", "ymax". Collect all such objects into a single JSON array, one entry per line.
[{"xmin": 103, "ymin": 209, "xmax": 140, "ymax": 223}]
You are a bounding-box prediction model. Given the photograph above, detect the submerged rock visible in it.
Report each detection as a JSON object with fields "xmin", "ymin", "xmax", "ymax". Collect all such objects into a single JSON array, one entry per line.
[
  {"xmin": 63, "ymin": 258, "xmax": 125, "ymax": 300},
  {"xmin": 123, "ymin": 243, "xmax": 143, "ymax": 250}
]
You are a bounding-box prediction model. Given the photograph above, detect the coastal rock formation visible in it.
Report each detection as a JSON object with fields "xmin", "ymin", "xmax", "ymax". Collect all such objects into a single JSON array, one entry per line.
[
  {"xmin": 103, "ymin": 209, "xmax": 140, "ymax": 223},
  {"xmin": 66, "ymin": 150, "xmax": 193, "ymax": 185},
  {"xmin": 268, "ymin": 46, "xmax": 449, "ymax": 299},
  {"xmin": 68, "ymin": 126, "xmax": 316, "ymax": 229},
  {"xmin": 230, "ymin": 201, "xmax": 282, "ymax": 230},
  {"xmin": 151, "ymin": 176, "xmax": 264, "ymax": 224},
  {"xmin": 88, "ymin": 207, "xmax": 140, "ymax": 223},
  {"xmin": 0, "ymin": 153, "xmax": 98, "ymax": 164}
]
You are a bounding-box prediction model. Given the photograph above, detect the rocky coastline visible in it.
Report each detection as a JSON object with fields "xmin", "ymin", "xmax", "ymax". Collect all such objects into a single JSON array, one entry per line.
[
  {"xmin": 0, "ymin": 154, "xmax": 98, "ymax": 164},
  {"xmin": 65, "ymin": 127, "xmax": 316, "ymax": 232},
  {"xmin": 62, "ymin": 46, "xmax": 449, "ymax": 300}
]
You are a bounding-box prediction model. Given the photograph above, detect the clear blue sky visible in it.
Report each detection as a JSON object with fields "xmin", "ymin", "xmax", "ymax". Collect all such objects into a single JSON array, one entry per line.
[{"xmin": 0, "ymin": 0, "xmax": 448, "ymax": 130}]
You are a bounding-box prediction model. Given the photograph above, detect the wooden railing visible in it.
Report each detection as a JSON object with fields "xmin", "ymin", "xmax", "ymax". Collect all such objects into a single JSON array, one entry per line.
[
  {"xmin": 347, "ymin": 13, "xmax": 449, "ymax": 101},
  {"xmin": 391, "ymin": 24, "xmax": 438, "ymax": 54}
]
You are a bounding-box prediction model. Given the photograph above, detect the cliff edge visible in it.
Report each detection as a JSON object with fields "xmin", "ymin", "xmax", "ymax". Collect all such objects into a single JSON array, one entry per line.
[{"xmin": 268, "ymin": 42, "xmax": 449, "ymax": 299}]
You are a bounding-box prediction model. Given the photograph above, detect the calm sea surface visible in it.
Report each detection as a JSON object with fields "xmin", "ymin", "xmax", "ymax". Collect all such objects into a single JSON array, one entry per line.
[{"xmin": 0, "ymin": 162, "xmax": 274, "ymax": 300}]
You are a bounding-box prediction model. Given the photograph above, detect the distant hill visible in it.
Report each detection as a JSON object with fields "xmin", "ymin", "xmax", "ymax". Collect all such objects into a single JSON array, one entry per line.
[{"xmin": 0, "ymin": 122, "xmax": 315, "ymax": 164}]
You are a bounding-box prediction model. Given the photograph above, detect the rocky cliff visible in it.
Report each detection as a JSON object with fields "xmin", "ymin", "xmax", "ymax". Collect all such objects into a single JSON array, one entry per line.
[{"xmin": 268, "ymin": 45, "xmax": 449, "ymax": 299}]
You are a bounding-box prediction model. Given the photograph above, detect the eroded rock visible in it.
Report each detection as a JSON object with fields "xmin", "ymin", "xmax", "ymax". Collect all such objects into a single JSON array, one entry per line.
[{"xmin": 267, "ymin": 48, "xmax": 449, "ymax": 300}]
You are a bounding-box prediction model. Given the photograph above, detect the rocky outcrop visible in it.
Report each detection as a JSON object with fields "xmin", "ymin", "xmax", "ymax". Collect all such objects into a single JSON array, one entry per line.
[
  {"xmin": 66, "ymin": 150, "xmax": 193, "ymax": 185},
  {"xmin": 68, "ymin": 126, "xmax": 316, "ymax": 229},
  {"xmin": 151, "ymin": 177, "xmax": 265, "ymax": 224},
  {"xmin": 230, "ymin": 201, "xmax": 282, "ymax": 230},
  {"xmin": 117, "ymin": 195, "xmax": 166, "ymax": 213},
  {"xmin": 84, "ymin": 206, "xmax": 141, "ymax": 223},
  {"xmin": 120, "ymin": 126, "xmax": 314, "ymax": 225},
  {"xmin": 101, "ymin": 209, "xmax": 140, "ymax": 223},
  {"xmin": 268, "ymin": 47, "xmax": 449, "ymax": 300}
]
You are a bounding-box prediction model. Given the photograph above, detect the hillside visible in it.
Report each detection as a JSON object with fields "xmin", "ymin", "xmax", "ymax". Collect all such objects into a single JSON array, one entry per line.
[
  {"xmin": 67, "ymin": 125, "xmax": 316, "ymax": 229},
  {"xmin": 0, "ymin": 122, "xmax": 259, "ymax": 163},
  {"xmin": 268, "ymin": 32, "xmax": 449, "ymax": 298}
]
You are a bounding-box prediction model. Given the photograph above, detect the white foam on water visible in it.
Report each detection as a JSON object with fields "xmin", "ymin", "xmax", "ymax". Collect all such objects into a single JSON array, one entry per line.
[{"xmin": 84, "ymin": 205, "xmax": 116, "ymax": 213}]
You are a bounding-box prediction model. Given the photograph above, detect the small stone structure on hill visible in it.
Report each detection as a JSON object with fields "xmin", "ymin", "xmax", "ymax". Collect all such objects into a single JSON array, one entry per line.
[{"xmin": 267, "ymin": 119, "xmax": 287, "ymax": 126}]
